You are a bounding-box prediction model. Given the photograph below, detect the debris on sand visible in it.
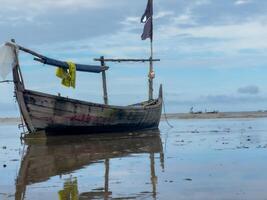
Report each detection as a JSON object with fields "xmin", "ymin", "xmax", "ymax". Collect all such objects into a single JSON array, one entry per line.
[{"xmin": 184, "ymin": 178, "xmax": 192, "ymax": 181}]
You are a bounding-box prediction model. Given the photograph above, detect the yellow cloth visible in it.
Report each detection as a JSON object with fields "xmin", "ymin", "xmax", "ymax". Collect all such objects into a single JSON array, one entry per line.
[
  {"xmin": 56, "ymin": 61, "xmax": 76, "ymax": 88},
  {"xmin": 58, "ymin": 178, "xmax": 79, "ymax": 200}
]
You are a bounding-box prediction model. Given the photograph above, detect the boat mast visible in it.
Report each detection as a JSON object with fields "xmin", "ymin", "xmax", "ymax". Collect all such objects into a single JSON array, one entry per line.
[
  {"xmin": 100, "ymin": 56, "xmax": 109, "ymax": 105},
  {"xmin": 149, "ymin": 35, "xmax": 154, "ymax": 100},
  {"xmin": 148, "ymin": 0, "xmax": 154, "ymax": 100}
]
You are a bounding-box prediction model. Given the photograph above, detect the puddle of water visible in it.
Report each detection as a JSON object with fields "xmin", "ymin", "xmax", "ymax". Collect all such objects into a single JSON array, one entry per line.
[{"xmin": 1, "ymin": 118, "xmax": 267, "ymax": 200}]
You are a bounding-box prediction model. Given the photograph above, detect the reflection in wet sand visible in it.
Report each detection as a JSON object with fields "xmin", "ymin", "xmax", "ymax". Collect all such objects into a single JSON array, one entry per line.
[
  {"xmin": 58, "ymin": 177, "xmax": 78, "ymax": 200},
  {"xmin": 15, "ymin": 130, "xmax": 164, "ymax": 200}
]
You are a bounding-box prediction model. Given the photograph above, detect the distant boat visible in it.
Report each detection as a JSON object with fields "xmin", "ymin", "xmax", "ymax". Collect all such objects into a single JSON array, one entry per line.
[{"xmin": 4, "ymin": 41, "xmax": 162, "ymax": 134}]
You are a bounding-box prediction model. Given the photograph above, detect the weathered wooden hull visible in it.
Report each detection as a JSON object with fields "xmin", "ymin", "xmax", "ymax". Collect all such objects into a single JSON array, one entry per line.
[{"xmin": 19, "ymin": 87, "xmax": 162, "ymax": 134}]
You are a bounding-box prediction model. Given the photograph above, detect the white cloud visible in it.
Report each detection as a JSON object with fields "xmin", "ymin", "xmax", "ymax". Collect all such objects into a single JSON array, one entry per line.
[
  {"xmin": 0, "ymin": 0, "xmax": 109, "ymax": 11},
  {"xmin": 173, "ymin": 14, "xmax": 196, "ymax": 25},
  {"xmin": 195, "ymin": 0, "xmax": 211, "ymax": 6},
  {"xmin": 157, "ymin": 17, "xmax": 267, "ymax": 54},
  {"xmin": 235, "ymin": 0, "xmax": 251, "ymax": 5},
  {"xmin": 154, "ymin": 11, "xmax": 174, "ymax": 20},
  {"xmin": 0, "ymin": 0, "xmax": 121, "ymax": 25}
]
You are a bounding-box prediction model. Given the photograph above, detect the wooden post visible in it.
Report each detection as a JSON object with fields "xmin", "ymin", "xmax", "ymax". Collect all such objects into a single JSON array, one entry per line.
[
  {"xmin": 149, "ymin": 56, "xmax": 153, "ymax": 100},
  {"xmin": 150, "ymin": 153, "xmax": 157, "ymax": 199},
  {"xmin": 104, "ymin": 158, "xmax": 110, "ymax": 200},
  {"xmin": 148, "ymin": 37, "xmax": 154, "ymax": 100},
  {"xmin": 100, "ymin": 56, "xmax": 108, "ymax": 105}
]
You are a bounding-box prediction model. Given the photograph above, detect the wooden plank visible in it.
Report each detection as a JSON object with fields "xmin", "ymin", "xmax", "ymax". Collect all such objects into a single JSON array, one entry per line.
[
  {"xmin": 100, "ymin": 56, "xmax": 109, "ymax": 105},
  {"xmin": 13, "ymin": 69, "xmax": 35, "ymax": 132},
  {"xmin": 94, "ymin": 58, "xmax": 160, "ymax": 62},
  {"xmin": 6, "ymin": 42, "xmax": 108, "ymax": 73},
  {"xmin": 34, "ymin": 57, "xmax": 108, "ymax": 73},
  {"xmin": 24, "ymin": 89, "xmax": 150, "ymax": 111}
]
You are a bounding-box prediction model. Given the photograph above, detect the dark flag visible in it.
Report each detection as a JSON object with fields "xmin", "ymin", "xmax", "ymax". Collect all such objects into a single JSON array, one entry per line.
[{"xmin": 141, "ymin": 0, "xmax": 153, "ymax": 41}]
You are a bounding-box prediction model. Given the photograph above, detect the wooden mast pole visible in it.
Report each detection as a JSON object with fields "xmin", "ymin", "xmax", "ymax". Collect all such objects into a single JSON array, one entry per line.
[
  {"xmin": 150, "ymin": 153, "xmax": 157, "ymax": 199},
  {"xmin": 100, "ymin": 56, "xmax": 108, "ymax": 105},
  {"xmin": 149, "ymin": 39, "xmax": 153, "ymax": 100},
  {"xmin": 148, "ymin": 0, "xmax": 154, "ymax": 100},
  {"xmin": 104, "ymin": 158, "xmax": 110, "ymax": 200}
]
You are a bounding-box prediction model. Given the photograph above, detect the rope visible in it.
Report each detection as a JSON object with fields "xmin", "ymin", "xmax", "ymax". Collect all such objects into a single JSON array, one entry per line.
[
  {"xmin": 162, "ymin": 97, "xmax": 173, "ymax": 128},
  {"xmin": 0, "ymin": 80, "xmax": 14, "ymax": 84}
]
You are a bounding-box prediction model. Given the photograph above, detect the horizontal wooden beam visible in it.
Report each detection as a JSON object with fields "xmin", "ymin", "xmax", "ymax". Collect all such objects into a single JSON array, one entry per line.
[
  {"xmin": 34, "ymin": 57, "xmax": 109, "ymax": 73},
  {"xmin": 0, "ymin": 80, "xmax": 14, "ymax": 83},
  {"xmin": 5, "ymin": 42, "xmax": 108, "ymax": 73},
  {"xmin": 94, "ymin": 58, "xmax": 160, "ymax": 63}
]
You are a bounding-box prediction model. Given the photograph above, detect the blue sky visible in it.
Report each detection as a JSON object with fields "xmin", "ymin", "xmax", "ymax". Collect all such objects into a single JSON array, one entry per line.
[{"xmin": 1, "ymin": 0, "xmax": 267, "ymax": 116}]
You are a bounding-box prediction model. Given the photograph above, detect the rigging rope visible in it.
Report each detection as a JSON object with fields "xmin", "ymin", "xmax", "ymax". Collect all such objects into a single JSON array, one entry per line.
[
  {"xmin": 0, "ymin": 80, "xmax": 13, "ymax": 84},
  {"xmin": 162, "ymin": 97, "xmax": 173, "ymax": 128}
]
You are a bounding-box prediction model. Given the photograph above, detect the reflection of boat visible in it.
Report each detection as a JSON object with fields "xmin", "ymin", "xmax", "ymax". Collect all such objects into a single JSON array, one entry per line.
[{"xmin": 16, "ymin": 130, "xmax": 164, "ymax": 200}]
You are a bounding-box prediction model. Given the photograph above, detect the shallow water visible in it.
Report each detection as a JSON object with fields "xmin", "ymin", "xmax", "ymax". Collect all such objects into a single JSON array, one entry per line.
[{"xmin": 1, "ymin": 118, "xmax": 267, "ymax": 200}]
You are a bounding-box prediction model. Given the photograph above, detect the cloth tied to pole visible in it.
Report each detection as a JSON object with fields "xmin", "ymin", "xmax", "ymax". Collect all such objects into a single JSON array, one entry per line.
[
  {"xmin": 0, "ymin": 44, "xmax": 17, "ymax": 80},
  {"xmin": 149, "ymin": 71, "xmax": 155, "ymax": 79},
  {"xmin": 56, "ymin": 61, "xmax": 76, "ymax": 88}
]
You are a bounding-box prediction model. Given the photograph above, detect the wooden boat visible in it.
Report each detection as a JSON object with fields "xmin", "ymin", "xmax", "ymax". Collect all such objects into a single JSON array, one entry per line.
[
  {"xmin": 5, "ymin": 41, "xmax": 162, "ymax": 134},
  {"xmin": 1, "ymin": 1, "xmax": 162, "ymax": 134},
  {"xmin": 15, "ymin": 131, "xmax": 164, "ymax": 199}
]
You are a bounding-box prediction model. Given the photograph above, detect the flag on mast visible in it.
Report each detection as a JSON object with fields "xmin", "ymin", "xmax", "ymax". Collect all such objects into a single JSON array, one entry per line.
[{"xmin": 141, "ymin": 0, "xmax": 153, "ymax": 41}]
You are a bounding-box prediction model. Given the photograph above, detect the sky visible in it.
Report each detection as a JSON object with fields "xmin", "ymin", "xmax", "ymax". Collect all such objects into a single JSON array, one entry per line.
[{"xmin": 1, "ymin": 0, "xmax": 267, "ymax": 116}]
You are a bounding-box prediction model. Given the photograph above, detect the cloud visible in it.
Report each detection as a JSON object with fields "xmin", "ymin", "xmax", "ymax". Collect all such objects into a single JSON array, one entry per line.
[
  {"xmin": 158, "ymin": 17, "xmax": 267, "ymax": 49},
  {"xmin": 235, "ymin": 0, "xmax": 251, "ymax": 5},
  {"xmin": 167, "ymin": 93, "xmax": 266, "ymax": 105},
  {"xmin": 0, "ymin": 0, "xmax": 113, "ymax": 26},
  {"xmin": 154, "ymin": 11, "xmax": 174, "ymax": 20},
  {"xmin": 0, "ymin": 0, "xmax": 112, "ymax": 12},
  {"xmin": 238, "ymin": 85, "xmax": 260, "ymax": 95}
]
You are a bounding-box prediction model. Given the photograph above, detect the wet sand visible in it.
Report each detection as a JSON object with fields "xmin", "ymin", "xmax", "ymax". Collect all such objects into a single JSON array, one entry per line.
[
  {"xmin": 164, "ymin": 111, "xmax": 267, "ymax": 120},
  {"xmin": 1, "ymin": 118, "xmax": 267, "ymax": 199},
  {"xmin": 0, "ymin": 118, "xmax": 20, "ymax": 125},
  {"xmin": 1, "ymin": 111, "xmax": 267, "ymax": 125}
]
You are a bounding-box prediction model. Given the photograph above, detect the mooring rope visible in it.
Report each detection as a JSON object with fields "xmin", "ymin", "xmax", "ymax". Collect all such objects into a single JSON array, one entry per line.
[
  {"xmin": 0, "ymin": 80, "xmax": 14, "ymax": 84},
  {"xmin": 162, "ymin": 97, "xmax": 173, "ymax": 128}
]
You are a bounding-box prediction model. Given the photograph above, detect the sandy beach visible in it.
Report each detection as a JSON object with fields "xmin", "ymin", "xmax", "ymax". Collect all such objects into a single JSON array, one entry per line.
[
  {"xmin": 163, "ymin": 111, "xmax": 267, "ymax": 120},
  {"xmin": 1, "ymin": 111, "xmax": 267, "ymax": 126},
  {"xmin": 0, "ymin": 117, "xmax": 21, "ymax": 125},
  {"xmin": 1, "ymin": 117, "xmax": 267, "ymax": 199}
]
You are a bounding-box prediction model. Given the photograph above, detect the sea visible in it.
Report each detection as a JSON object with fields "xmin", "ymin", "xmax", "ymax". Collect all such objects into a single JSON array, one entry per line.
[{"xmin": 1, "ymin": 118, "xmax": 267, "ymax": 200}]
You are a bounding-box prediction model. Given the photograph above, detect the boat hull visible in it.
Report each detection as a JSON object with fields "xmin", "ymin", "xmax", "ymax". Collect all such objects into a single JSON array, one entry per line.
[{"xmin": 21, "ymin": 89, "xmax": 162, "ymax": 134}]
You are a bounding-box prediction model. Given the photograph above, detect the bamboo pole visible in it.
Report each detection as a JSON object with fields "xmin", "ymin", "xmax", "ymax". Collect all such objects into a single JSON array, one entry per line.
[
  {"xmin": 6, "ymin": 42, "xmax": 108, "ymax": 73},
  {"xmin": 100, "ymin": 56, "xmax": 109, "ymax": 105},
  {"xmin": 149, "ymin": 39, "xmax": 154, "ymax": 100},
  {"xmin": 104, "ymin": 158, "xmax": 110, "ymax": 200},
  {"xmin": 94, "ymin": 58, "xmax": 160, "ymax": 62},
  {"xmin": 150, "ymin": 153, "xmax": 157, "ymax": 199},
  {"xmin": 148, "ymin": 0, "xmax": 154, "ymax": 100}
]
